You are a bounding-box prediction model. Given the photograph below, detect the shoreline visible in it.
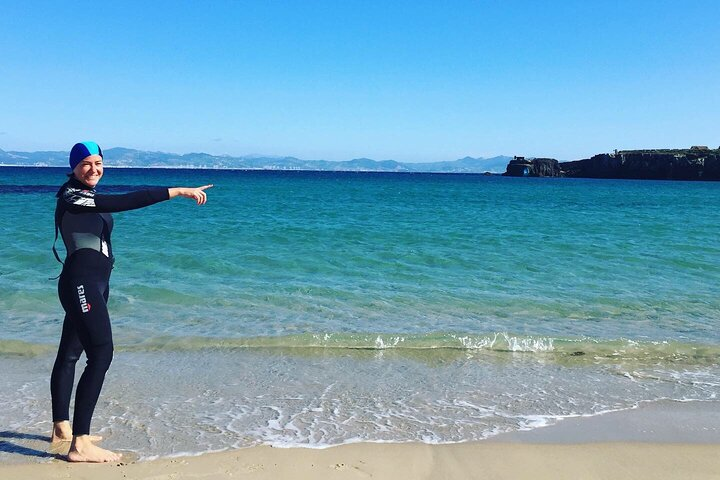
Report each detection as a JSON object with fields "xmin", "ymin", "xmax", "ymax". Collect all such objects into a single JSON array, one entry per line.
[
  {"xmin": 2, "ymin": 399, "xmax": 719, "ymax": 479},
  {"xmin": 490, "ymin": 399, "xmax": 720, "ymax": 445}
]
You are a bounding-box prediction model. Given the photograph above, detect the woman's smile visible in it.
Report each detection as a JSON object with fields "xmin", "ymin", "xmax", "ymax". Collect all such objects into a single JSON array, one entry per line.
[{"xmin": 73, "ymin": 155, "xmax": 104, "ymax": 188}]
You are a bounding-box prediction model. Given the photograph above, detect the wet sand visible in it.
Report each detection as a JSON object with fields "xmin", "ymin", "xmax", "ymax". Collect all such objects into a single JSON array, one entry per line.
[{"xmin": 2, "ymin": 400, "xmax": 719, "ymax": 480}]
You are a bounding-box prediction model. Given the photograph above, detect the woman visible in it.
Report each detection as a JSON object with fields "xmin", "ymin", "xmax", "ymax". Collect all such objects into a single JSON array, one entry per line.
[{"xmin": 49, "ymin": 141, "xmax": 212, "ymax": 462}]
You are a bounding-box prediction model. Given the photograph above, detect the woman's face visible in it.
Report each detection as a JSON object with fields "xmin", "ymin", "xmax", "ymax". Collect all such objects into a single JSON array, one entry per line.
[{"xmin": 73, "ymin": 155, "xmax": 104, "ymax": 188}]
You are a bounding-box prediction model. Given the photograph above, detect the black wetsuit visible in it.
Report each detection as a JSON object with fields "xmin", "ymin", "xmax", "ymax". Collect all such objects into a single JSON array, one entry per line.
[{"xmin": 50, "ymin": 176, "xmax": 169, "ymax": 435}]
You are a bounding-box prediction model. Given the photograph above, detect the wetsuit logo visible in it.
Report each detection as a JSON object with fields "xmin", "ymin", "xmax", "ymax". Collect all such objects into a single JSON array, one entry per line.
[{"xmin": 77, "ymin": 285, "xmax": 91, "ymax": 313}]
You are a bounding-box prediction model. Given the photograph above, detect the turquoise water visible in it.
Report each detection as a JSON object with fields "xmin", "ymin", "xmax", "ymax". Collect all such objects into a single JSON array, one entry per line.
[{"xmin": 1, "ymin": 167, "xmax": 719, "ymax": 461}]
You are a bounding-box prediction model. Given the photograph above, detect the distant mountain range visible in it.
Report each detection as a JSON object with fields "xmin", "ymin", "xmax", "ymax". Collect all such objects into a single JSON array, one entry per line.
[{"xmin": 0, "ymin": 147, "xmax": 511, "ymax": 173}]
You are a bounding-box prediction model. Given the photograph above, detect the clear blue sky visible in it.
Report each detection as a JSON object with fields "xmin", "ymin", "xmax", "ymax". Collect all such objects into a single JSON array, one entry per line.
[{"xmin": 1, "ymin": 0, "xmax": 718, "ymax": 162}]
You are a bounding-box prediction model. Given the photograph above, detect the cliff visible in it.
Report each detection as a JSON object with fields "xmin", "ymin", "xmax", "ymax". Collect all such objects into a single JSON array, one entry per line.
[
  {"xmin": 560, "ymin": 149, "xmax": 720, "ymax": 180},
  {"xmin": 504, "ymin": 148, "xmax": 720, "ymax": 181},
  {"xmin": 503, "ymin": 157, "xmax": 562, "ymax": 177}
]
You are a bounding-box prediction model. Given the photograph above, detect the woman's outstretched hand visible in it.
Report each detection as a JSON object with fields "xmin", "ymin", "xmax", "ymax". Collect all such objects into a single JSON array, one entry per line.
[{"xmin": 168, "ymin": 185, "xmax": 214, "ymax": 205}]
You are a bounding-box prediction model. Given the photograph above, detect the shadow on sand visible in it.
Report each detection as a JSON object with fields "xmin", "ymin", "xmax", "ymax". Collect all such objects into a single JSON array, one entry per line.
[{"xmin": 0, "ymin": 431, "xmax": 58, "ymax": 459}]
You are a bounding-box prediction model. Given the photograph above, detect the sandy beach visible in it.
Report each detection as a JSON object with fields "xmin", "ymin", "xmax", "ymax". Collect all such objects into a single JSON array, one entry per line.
[
  {"xmin": 2, "ymin": 400, "xmax": 719, "ymax": 479},
  {"xmin": 2, "ymin": 442, "xmax": 719, "ymax": 480}
]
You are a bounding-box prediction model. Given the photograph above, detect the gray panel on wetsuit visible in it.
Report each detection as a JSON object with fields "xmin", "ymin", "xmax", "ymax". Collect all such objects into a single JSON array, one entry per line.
[{"xmin": 60, "ymin": 212, "xmax": 113, "ymax": 258}]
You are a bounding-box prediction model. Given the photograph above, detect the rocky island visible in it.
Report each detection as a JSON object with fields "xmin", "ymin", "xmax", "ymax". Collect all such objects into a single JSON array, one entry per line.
[{"xmin": 504, "ymin": 147, "xmax": 720, "ymax": 181}]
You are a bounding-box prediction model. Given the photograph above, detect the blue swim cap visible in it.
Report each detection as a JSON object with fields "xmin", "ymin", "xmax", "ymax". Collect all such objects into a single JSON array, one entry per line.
[{"xmin": 69, "ymin": 141, "xmax": 103, "ymax": 171}]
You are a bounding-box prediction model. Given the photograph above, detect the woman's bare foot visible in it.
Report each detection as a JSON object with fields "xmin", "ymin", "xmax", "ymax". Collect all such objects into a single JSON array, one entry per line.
[
  {"xmin": 51, "ymin": 421, "xmax": 102, "ymax": 443},
  {"xmin": 67, "ymin": 435, "xmax": 121, "ymax": 463}
]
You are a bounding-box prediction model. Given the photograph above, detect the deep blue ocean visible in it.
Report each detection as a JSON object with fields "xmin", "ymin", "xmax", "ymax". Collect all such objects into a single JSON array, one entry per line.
[{"xmin": 1, "ymin": 167, "xmax": 719, "ymax": 461}]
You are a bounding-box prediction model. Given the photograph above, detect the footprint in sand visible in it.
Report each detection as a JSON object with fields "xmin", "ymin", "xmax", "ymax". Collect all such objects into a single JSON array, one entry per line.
[
  {"xmin": 330, "ymin": 463, "xmax": 371, "ymax": 477},
  {"xmin": 242, "ymin": 463, "xmax": 264, "ymax": 472}
]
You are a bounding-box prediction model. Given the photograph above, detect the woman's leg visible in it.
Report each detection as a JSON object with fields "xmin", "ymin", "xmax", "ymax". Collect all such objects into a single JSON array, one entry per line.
[
  {"xmin": 62, "ymin": 281, "xmax": 113, "ymax": 436},
  {"xmin": 50, "ymin": 313, "xmax": 84, "ymax": 441},
  {"xmin": 58, "ymin": 276, "xmax": 119, "ymax": 462}
]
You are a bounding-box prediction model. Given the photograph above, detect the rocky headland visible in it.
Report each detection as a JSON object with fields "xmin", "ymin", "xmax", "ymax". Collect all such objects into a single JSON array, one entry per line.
[
  {"xmin": 504, "ymin": 147, "xmax": 720, "ymax": 181},
  {"xmin": 504, "ymin": 157, "xmax": 562, "ymax": 177}
]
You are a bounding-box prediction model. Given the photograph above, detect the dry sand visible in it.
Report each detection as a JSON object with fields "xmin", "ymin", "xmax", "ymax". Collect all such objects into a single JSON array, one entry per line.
[{"xmin": 1, "ymin": 442, "xmax": 719, "ymax": 480}]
